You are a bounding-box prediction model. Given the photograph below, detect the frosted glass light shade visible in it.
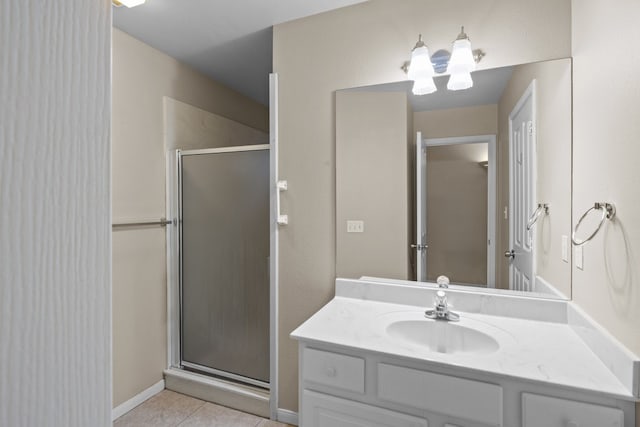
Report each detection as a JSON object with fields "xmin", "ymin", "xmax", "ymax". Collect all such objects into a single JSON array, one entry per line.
[
  {"xmin": 447, "ymin": 72, "xmax": 473, "ymax": 91},
  {"xmin": 447, "ymin": 38, "xmax": 476, "ymax": 74},
  {"xmin": 118, "ymin": 0, "xmax": 146, "ymax": 7},
  {"xmin": 413, "ymin": 77, "xmax": 437, "ymax": 95},
  {"xmin": 408, "ymin": 45, "xmax": 435, "ymax": 81}
]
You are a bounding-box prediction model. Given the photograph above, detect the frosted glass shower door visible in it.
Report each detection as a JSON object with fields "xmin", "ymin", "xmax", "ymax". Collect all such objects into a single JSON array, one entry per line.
[{"xmin": 179, "ymin": 145, "xmax": 270, "ymax": 386}]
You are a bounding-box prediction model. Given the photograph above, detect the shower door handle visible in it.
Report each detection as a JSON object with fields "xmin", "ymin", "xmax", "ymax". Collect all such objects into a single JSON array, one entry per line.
[{"xmin": 276, "ymin": 180, "xmax": 288, "ymax": 225}]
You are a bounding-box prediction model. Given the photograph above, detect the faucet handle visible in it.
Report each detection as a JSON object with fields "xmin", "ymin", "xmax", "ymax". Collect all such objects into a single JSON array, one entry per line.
[
  {"xmin": 436, "ymin": 275, "xmax": 450, "ymax": 288},
  {"xmin": 435, "ymin": 290, "xmax": 447, "ymax": 305}
]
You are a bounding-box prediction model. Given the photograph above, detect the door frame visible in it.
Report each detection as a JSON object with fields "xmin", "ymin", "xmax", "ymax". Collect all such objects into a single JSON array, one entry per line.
[
  {"xmin": 508, "ymin": 79, "xmax": 537, "ymax": 290},
  {"xmin": 268, "ymin": 73, "xmax": 280, "ymax": 420},
  {"xmin": 420, "ymin": 134, "xmax": 497, "ymax": 288}
]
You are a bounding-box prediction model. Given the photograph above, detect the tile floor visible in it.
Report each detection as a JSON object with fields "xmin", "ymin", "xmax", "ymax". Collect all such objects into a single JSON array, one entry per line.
[{"xmin": 114, "ymin": 390, "xmax": 293, "ymax": 427}]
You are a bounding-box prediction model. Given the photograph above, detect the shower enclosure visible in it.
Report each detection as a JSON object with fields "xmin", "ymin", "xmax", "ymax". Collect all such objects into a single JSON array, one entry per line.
[{"xmin": 172, "ymin": 145, "xmax": 270, "ymax": 388}]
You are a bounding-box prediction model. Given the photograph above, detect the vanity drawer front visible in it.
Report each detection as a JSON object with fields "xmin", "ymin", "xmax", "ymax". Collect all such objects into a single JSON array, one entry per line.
[
  {"xmin": 377, "ymin": 363, "xmax": 503, "ymax": 426},
  {"xmin": 522, "ymin": 393, "xmax": 623, "ymax": 427},
  {"xmin": 303, "ymin": 348, "xmax": 365, "ymax": 393},
  {"xmin": 302, "ymin": 390, "xmax": 428, "ymax": 427}
]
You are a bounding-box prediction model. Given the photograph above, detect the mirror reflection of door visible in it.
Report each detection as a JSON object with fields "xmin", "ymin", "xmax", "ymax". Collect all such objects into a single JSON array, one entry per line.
[
  {"xmin": 508, "ymin": 80, "xmax": 536, "ymax": 291},
  {"xmin": 416, "ymin": 134, "xmax": 496, "ymax": 287},
  {"xmin": 415, "ymin": 131, "xmax": 428, "ymax": 281}
]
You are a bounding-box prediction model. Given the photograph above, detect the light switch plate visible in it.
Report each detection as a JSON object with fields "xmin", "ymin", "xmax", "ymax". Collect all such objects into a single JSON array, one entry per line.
[
  {"xmin": 347, "ymin": 220, "xmax": 364, "ymax": 233},
  {"xmin": 575, "ymin": 244, "xmax": 584, "ymax": 270},
  {"xmin": 561, "ymin": 235, "xmax": 569, "ymax": 262}
]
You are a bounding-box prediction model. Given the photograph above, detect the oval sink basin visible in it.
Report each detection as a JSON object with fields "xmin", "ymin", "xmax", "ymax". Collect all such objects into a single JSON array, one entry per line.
[{"xmin": 386, "ymin": 319, "xmax": 499, "ymax": 354}]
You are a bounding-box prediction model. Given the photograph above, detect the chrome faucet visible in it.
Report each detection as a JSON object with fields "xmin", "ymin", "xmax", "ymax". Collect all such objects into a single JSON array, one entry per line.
[{"xmin": 425, "ymin": 289, "xmax": 460, "ymax": 321}]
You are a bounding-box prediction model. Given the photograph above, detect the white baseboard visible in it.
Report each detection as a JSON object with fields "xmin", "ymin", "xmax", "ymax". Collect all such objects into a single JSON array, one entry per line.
[
  {"xmin": 277, "ymin": 408, "xmax": 299, "ymax": 425},
  {"xmin": 112, "ymin": 379, "xmax": 165, "ymax": 421}
]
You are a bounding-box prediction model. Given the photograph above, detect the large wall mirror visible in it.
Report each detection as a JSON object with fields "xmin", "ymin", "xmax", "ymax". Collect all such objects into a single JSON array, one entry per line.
[{"xmin": 336, "ymin": 58, "xmax": 572, "ymax": 299}]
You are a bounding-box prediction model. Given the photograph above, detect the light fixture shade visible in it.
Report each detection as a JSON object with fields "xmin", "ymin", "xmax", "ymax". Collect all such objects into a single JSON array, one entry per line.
[
  {"xmin": 115, "ymin": 0, "xmax": 146, "ymax": 7},
  {"xmin": 447, "ymin": 38, "xmax": 476, "ymax": 75},
  {"xmin": 447, "ymin": 71, "xmax": 473, "ymax": 91},
  {"xmin": 408, "ymin": 45, "xmax": 435, "ymax": 81},
  {"xmin": 412, "ymin": 77, "xmax": 437, "ymax": 95}
]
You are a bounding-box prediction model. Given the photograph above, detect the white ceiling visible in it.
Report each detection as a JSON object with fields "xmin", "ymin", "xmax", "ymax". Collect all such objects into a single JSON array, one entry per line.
[
  {"xmin": 345, "ymin": 66, "xmax": 514, "ymax": 112},
  {"xmin": 113, "ymin": 0, "xmax": 368, "ymax": 105}
]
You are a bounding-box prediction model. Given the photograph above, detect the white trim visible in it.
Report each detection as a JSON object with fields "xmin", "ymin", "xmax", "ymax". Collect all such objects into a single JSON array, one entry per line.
[
  {"xmin": 112, "ymin": 380, "xmax": 165, "ymax": 421},
  {"xmin": 422, "ymin": 134, "xmax": 497, "ymax": 287},
  {"xmin": 416, "ymin": 131, "xmax": 426, "ymax": 281},
  {"xmin": 424, "ymin": 134, "xmax": 496, "ymax": 147},
  {"xmin": 277, "ymin": 408, "xmax": 299, "ymax": 425},
  {"xmin": 179, "ymin": 144, "xmax": 270, "ymax": 156},
  {"xmin": 268, "ymin": 73, "xmax": 280, "ymax": 420}
]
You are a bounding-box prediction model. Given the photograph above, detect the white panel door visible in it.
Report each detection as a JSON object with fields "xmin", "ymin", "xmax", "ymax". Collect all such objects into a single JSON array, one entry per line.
[
  {"xmin": 302, "ymin": 390, "xmax": 428, "ymax": 427},
  {"xmin": 509, "ymin": 83, "xmax": 536, "ymax": 291},
  {"xmin": 416, "ymin": 132, "xmax": 428, "ymax": 281}
]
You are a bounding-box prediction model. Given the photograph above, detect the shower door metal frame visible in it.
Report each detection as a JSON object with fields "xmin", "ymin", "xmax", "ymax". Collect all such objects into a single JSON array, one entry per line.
[{"xmin": 174, "ymin": 144, "xmax": 271, "ymax": 390}]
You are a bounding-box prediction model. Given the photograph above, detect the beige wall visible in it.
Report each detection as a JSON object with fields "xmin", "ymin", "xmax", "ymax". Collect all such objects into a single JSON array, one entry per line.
[
  {"xmin": 414, "ymin": 104, "xmax": 498, "ymax": 138},
  {"xmin": 496, "ymin": 59, "xmax": 572, "ymax": 296},
  {"xmin": 571, "ymin": 0, "xmax": 640, "ymax": 363},
  {"xmin": 426, "ymin": 144, "xmax": 489, "ymax": 285},
  {"xmin": 112, "ymin": 28, "xmax": 268, "ymax": 407},
  {"xmin": 164, "ymin": 98, "xmax": 268, "ymax": 151},
  {"xmin": 274, "ymin": 0, "xmax": 571, "ymax": 411},
  {"xmin": 336, "ymin": 91, "xmax": 411, "ymax": 280}
]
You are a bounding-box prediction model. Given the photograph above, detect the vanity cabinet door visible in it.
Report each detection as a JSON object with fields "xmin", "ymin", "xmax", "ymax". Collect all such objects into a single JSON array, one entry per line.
[
  {"xmin": 522, "ymin": 393, "xmax": 623, "ymax": 427},
  {"xmin": 377, "ymin": 363, "xmax": 503, "ymax": 426},
  {"xmin": 302, "ymin": 347, "xmax": 365, "ymax": 394},
  {"xmin": 301, "ymin": 390, "xmax": 428, "ymax": 427}
]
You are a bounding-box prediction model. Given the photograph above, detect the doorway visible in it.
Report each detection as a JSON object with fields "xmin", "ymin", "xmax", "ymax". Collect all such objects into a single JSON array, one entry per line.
[
  {"xmin": 416, "ymin": 134, "xmax": 496, "ymax": 287},
  {"xmin": 176, "ymin": 145, "xmax": 270, "ymax": 388}
]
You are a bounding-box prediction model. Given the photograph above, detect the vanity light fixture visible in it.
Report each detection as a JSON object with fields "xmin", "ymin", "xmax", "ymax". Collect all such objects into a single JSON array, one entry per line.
[
  {"xmin": 404, "ymin": 27, "xmax": 485, "ymax": 95},
  {"xmin": 112, "ymin": 0, "xmax": 146, "ymax": 8},
  {"xmin": 447, "ymin": 27, "xmax": 476, "ymax": 91},
  {"xmin": 407, "ymin": 35, "xmax": 437, "ymax": 95}
]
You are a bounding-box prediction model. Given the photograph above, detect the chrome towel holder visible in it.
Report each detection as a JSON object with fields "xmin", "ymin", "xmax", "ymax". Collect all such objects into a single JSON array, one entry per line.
[
  {"xmin": 526, "ymin": 203, "xmax": 549, "ymax": 230},
  {"xmin": 572, "ymin": 202, "xmax": 616, "ymax": 246}
]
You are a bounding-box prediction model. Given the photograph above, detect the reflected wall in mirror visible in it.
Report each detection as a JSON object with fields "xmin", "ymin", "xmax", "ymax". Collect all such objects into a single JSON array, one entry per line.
[{"xmin": 336, "ymin": 58, "xmax": 572, "ymax": 299}]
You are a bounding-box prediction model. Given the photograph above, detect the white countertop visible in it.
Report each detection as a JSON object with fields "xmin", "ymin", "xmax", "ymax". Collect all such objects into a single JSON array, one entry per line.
[{"xmin": 291, "ymin": 295, "xmax": 636, "ymax": 401}]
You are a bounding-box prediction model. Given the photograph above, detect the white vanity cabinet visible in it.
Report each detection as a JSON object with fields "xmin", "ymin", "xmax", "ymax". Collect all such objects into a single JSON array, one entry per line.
[
  {"xmin": 292, "ymin": 279, "xmax": 638, "ymax": 427},
  {"xmin": 297, "ymin": 343, "xmax": 633, "ymax": 427}
]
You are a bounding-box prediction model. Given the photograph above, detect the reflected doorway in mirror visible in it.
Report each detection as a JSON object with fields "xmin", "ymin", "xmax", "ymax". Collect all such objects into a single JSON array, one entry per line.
[{"xmin": 416, "ymin": 134, "xmax": 496, "ymax": 288}]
